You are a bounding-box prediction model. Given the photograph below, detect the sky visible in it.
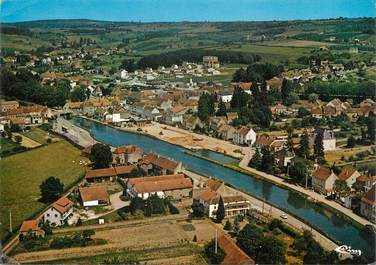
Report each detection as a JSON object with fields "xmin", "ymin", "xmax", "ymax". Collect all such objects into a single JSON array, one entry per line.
[{"xmin": 1, "ymin": 0, "xmax": 375, "ymax": 23}]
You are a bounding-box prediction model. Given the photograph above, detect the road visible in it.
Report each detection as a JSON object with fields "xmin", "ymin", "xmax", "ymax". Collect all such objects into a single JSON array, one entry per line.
[
  {"xmin": 184, "ymin": 169, "xmax": 339, "ymax": 251},
  {"xmin": 239, "ymin": 151, "xmax": 375, "ymax": 227},
  {"xmin": 53, "ymin": 117, "xmax": 97, "ymax": 148}
]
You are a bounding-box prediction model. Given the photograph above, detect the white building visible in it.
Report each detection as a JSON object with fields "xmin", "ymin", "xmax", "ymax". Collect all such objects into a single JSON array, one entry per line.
[
  {"xmin": 233, "ymin": 127, "xmax": 257, "ymax": 146},
  {"xmin": 43, "ymin": 197, "xmax": 73, "ymax": 226},
  {"xmin": 218, "ymin": 91, "xmax": 233, "ymax": 103},
  {"xmin": 309, "ymin": 128, "xmax": 336, "ymax": 151},
  {"xmin": 120, "ymin": 70, "xmax": 128, "ymax": 79}
]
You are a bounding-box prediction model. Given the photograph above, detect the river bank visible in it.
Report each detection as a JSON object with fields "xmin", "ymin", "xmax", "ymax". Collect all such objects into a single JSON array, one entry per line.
[{"xmin": 70, "ymin": 116, "xmax": 374, "ymax": 259}]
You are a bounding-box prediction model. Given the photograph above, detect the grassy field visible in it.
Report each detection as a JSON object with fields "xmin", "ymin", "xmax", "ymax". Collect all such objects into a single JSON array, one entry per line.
[
  {"xmin": 21, "ymin": 127, "xmax": 58, "ymax": 145},
  {"xmin": 0, "ymin": 141, "xmax": 88, "ymax": 239}
]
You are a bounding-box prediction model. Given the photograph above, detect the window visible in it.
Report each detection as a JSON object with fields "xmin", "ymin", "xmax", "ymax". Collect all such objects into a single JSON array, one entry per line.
[
  {"xmin": 55, "ymin": 214, "xmax": 58, "ymax": 218},
  {"xmin": 47, "ymin": 213, "xmax": 50, "ymax": 217}
]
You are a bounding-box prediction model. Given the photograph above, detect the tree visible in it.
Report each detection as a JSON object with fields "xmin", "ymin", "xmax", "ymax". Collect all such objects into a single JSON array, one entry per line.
[
  {"xmin": 299, "ymin": 131, "xmax": 310, "ymax": 159},
  {"xmin": 191, "ymin": 201, "xmax": 206, "ymax": 218},
  {"xmin": 297, "ymin": 107, "xmax": 311, "ymax": 118},
  {"xmin": 289, "ymin": 160, "xmax": 309, "ymax": 185},
  {"xmin": 237, "ymin": 223, "xmax": 264, "ymax": 260},
  {"xmin": 347, "ymin": 136, "xmax": 356, "ymax": 148},
  {"xmin": 224, "ymin": 220, "xmax": 232, "ymax": 230},
  {"xmin": 230, "ymin": 86, "xmax": 250, "ymax": 110},
  {"xmin": 366, "ymin": 113, "xmax": 376, "ymax": 142},
  {"xmin": 333, "ymin": 179, "xmax": 351, "ymax": 199},
  {"xmin": 281, "ymin": 78, "xmax": 293, "ymax": 105},
  {"xmin": 89, "ymin": 143, "xmax": 113, "ymax": 169},
  {"xmin": 120, "ymin": 59, "xmax": 137, "ymax": 72},
  {"xmin": 313, "ymin": 132, "xmax": 324, "ymax": 158},
  {"xmin": 198, "ymin": 92, "xmax": 215, "ymax": 122},
  {"xmin": 308, "ymin": 93, "xmax": 319, "ymax": 103},
  {"xmin": 233, "ymin": 217, "xmax": 240, "ymax": 235},
  {"xmin": 257, "ymin": 235, "xmax": 287, "ymax": 264},
  {"xmin": 40, "ymin": 176, "xmax": 64, "ymax": 203},
  {"xmin": 249, "ymin": 148, "xmax": 262, "ymax": 169},
  {"xmin": 129, "ymin": 197, "xmax": 145, "ymax": 214},
  {"xmin": 216, "ymin": 196, "xmax": 225, "ymax": 223},
  {"xmin": 260, "ymin": 147, "xmax": 275, "ymax": 174},
  {"xmin": 216, "ymin": 98, "xmax": 227, "ymax": 116},
  {"xmin": 70, "ymin": 86, "xmax": 87, "ymax": 102},
  {"xmin": 204, "ymin": 240, "xmax": 225, "ymax": 264},
  {"xmin": 14, "ymin": 135, "xmax": 22, "ymax": 143}
]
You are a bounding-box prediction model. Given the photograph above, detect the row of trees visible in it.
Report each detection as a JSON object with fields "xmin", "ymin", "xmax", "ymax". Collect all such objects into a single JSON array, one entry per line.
[
  {"xmin": 1, "ymin": 68, "xmax": 91, "ymax": 107},
  {"xmin": 137, "ymin": 49, "xmax": 262, "ymax": 69},
  {"xmin": 232, "ymin": 63, "xmax": 283, "ymax": 83},
  {"xmin": 129, "ymin": 194, "xmax": 179, "ymax": 216}
]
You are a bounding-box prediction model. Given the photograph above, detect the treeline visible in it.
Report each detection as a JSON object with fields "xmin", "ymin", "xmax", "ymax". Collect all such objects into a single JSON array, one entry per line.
[
  {"xmin": 0, "ymin": 25, "xmax": 33, "ymax": 36},
  {"xmin": 137, "ymin": 49, "xmax": 262, "ymax": 69},
  {"xmin": 232, "ymin": 62, "xmax": 283, "ymax": 82},
  {"xmin": 1, "ymin": 68, "xmax": 89, "ymax": 107},
  {"xmin": 305, "ymin": 81, "xmax": 376, "ymax": 101}
]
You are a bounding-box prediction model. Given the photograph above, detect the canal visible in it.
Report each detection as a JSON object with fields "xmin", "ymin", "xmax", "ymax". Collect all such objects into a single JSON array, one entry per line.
[{"xmin": 72, "ymin": 117, "xmax": 373, "ymax": 259}]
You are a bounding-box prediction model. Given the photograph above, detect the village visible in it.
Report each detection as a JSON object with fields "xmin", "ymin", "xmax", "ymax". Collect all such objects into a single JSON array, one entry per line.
[{"xmin": 1, "ymin": 16, "xmax": 376, "ymax": 265}]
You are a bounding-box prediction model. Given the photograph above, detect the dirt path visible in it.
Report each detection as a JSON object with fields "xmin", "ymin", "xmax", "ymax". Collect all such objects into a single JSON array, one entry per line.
[{"xmin": 121, "ymin": 121, "xmax": 245, "ymax": 159}]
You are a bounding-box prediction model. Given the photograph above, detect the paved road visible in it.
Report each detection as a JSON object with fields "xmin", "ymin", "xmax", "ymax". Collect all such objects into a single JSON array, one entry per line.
[
  {"xmin": 185, "ymin": 170, "xmax": 338, "ymax": 251},
  {"xmin": 239, "ymin": 149, "xmax": 375, "ymax": 228}
]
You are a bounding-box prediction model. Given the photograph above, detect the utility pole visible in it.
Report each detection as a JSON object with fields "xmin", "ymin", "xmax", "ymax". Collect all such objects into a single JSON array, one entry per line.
[
  {"xmin": 9, "ymin": 209, "xmax": 12, "ymax": 233},
  {"xmin": 215, "ymin": 228, "xmax": 218, "ymax": 254}
]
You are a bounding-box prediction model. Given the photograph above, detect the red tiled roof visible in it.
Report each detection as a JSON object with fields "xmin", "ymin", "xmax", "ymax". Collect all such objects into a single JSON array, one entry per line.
[
  {"xmin": 52, "ymin": 197, "xmax": 73, "ymax": 215},
  {"xmin": 312, "ymin": 166, "xmax": 334, "ymax": 181},
  {"xmin": 361, "ymin": 185, "xmax": 376, "ymax": 206},
  {"xmin": 219, "ymin": 234, "xmax": 255, "ymax": 265},
  {"xmin": 20, "ymin": 219, "xmax": 40, "ymax": 233},
  {"xmin": 128, "ymin": 174, "xmax": 192, "ymax": 193},
  {"xmin": 197, "ymin": 189, "xmax": 218, "ymax": 203},
  {"xmin": 85, "ymin": 167, "xmax": 117, "ymax": 180},
  {"xmin": 255, "ymin": 134, "xmax": 275, "ymax": 147},
  {"xmin": 79, "ymin": 185, "xmax": 109, "ymax": 202},
  {"xmin": 237, "ymin": 127, "xmax": 250, "ymax": 136},
  {"xmin": 153, "ymin": 156, "xmax": 179, "ymax": 171},
  {"xmin": 114, "ymin": 145, "xmax": 142, "ymax": 154},
  {"xmin": 239, "ymin": 82, "xmax": 252, "ymax": 91},
  {"xmin": 338, "ymin": 165, "xmax": 357, "ymax": 181},
  {"xmin": 115, "ymin": 165, "xmax": 137, "ymax": 175},
  {"xmin": 205, "ymin": 178, "xmax": 223, "ymax": 192}
]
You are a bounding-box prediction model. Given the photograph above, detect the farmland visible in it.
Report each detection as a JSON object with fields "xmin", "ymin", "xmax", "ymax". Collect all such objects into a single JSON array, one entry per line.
[{"xmin": 0, "ymin": 140, "xmax": 88, "ymax": 240}]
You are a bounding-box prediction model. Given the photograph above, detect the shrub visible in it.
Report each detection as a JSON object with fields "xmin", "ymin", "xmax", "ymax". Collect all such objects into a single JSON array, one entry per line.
[{"xmin": 224, "ymin": 220, "xmax": 232, "ymax": 230}]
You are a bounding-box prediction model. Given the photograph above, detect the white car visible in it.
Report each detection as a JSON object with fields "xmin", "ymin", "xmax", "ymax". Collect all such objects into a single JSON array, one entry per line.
[{"xmin": 280, "ymin": 214, "xmax": 288, "ymax": 220}]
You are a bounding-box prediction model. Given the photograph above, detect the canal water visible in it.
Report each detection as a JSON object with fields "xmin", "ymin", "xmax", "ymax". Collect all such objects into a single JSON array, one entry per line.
[{"xmin": 72, "ymin": 117, "xmax": 373, "ymax": 259}]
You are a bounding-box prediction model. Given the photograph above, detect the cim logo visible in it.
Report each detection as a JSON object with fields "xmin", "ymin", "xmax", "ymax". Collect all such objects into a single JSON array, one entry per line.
[{"xmin": 335, "ymin": 245, "xmax": 362, "ymax": 256}]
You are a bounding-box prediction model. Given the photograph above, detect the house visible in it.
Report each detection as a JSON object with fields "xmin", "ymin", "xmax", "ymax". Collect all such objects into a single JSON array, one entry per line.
[
  {"xmin": 255, "ymin": 134, "xmax": 275, "ymax": 149},
  {"xmin": 266, "ymin": 77, "xmax": 283, "ymax": 91},
  {"xmin": 275, "ymin": 149, "xmax": 295, "ymax": 168},
  {"xmin": 165, "ymin": 105, "xmax": 186, "ymax": 125},
  {"xmin": 184, "ymin": 115, "xmax": 204, "ymax": 131},
  {"xmin": 63, "ymin": 101, "xmax": 82, "ymax": 114},
  {"xmin": 236, "ymin": 82, "xmax": 252, "ymax": 95},
  {"xmin": 79, "ymin": 184, "xmax": 110, "ymax": 207},
  {"xmin": 143, "ymin": 152, "xmax": 183, "ymax": 175},
  {"xmin": 309, "ymin": 128, "xmax": 336, "ymax": 151},
  {"xmin": 0, "ymin": 100, "xmax": 19, "ymax": 112},
  {"xmin": 112, "ymin": 145, "xmax": 143, "ymax": 165},
  {"xmin": 311, "ymin": 166, "xmax": 338, "ymax": 195},
  {"xmin": 197, "ymin": 190, "xmax": 251, "ymax": 218},
  {"xmin": 85, "ymin": 167, "xmax": 117, "ymax": 182},
  {"xmin": 226, "ymin": 112, "xmax": 238, "ymax": 124},
  {"xmin": 233, "ymin": 127, "xmax": 256, "ymax": 146},
  {"xmin": 217, "ymin": 124, "xmax": 236, "ymax": 141},
  {"xmin": 355, "ymin": 175, "xmax": 376, "ymax": 192},
  {"xmin": 126, "ymin": 174, "xmax": 193, "ymax": 199},
  {"xmin": 218, "ymin": 91, "xmax": 233, "ymax": 103},
  {"xmin": 20, "ymin": 219, "xmax": 45, "ymax": 237},
  {"xmin": 337, "ymin": 165, "xmax": 361, "ymax": 188},
  {"xmin": 218, "ymin": 234, "xmax": 255, "ymax": 265},
  {"xmin": 44, "ymin": 197, "xmax": 74, "ymax": 226},
  {"xmin": 0, "ymin": 105, "xmax": 49, "ymax": 126},
  {"xmin": 209, "ymin": 117, "xmax": 227, "ymax": 132},
  {"xmin": 203, "ymin": 56, "xmax": 220, "ymax": 68},
  {"xmin": 360, "ymin": 185, "xmax": 376, "ymax": 223}
]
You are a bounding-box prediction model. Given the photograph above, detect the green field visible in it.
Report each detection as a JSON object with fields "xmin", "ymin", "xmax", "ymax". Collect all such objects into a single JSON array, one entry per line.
[
  {"xmin": 21, "ymin": 127, "xmax": 52, "ymax": 145},
  {"xmin": 0, "ymin": 141, "xmax": 88, "ymax": 240}
]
